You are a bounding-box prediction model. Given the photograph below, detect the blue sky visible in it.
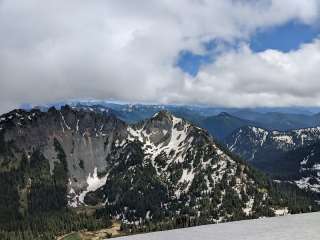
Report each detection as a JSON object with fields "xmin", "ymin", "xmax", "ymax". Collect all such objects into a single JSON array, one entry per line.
[
  {"xmin": 251, "ymin": 21, "xmax": 320, "ymax": 52},
  {"xmin": 177, "ymin": 21, "xmax": 320, "ymax": 76},
  {"xmin": 176, "ymin": 50, "xmax": 212, "ymax": 76}
]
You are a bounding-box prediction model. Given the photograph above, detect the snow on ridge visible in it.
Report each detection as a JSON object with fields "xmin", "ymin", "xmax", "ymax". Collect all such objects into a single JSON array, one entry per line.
[
  {"xmin": 100, "ymin": 113, "xmax": 242, "ymax": 206},
  {"xmin": 295, "ymin": 177, "xmax": 320, "ymax": 193},
  {"xmin": 228, "ymin": 128, "xmax": 245, "ymax": 151},
  {"xmin": 294, "ymin": 126, "xmax": 320, "ymax": 136},
  {"xmin": 272, "ymin": 135, "xmax": 294, "ymax": 145},
  {"xmin": 250, "ymin": 127, "xmax": 269, "ymax": 147},
  {"xmin": 127, "ymin": 114, "xmax": 191, "ymax": 167},
  {"xmin": 229, "ymin": 127, "xmax": 269, "ymax": 152},
  {"xmin": 300, "ymin": 155, "xmax": 310, "ymax": 166},
  {"xmin": 179, "ymin": 169, "xmax": 195, "ymax": 184},
  {"xmin": 260, "ymin": 131, "xmax": 269, "ymax": 146},
  {"xmin": 60, "ymin": 112, "xmax": 71, "ymax": 131},
  {"xmin": 230, "ymin": 125, "xmax": 320, "ymax": 155},
  {"xmin": 250, "ymin": 126, "xmax": 267, "ymax": 134},
  {"xmin": 163, "ymin": 116, "xmax": 189, "ymax": 163},
  {"xmin": 0, "ymin": 110, "xmax": 39, "ymax": 128},
  {"xmin": 241, "ymin": 126, "xmax": 320, "ymax": 150},
  {"xmin": 127, "ymin": 126, "xmax": 144, "ymax": 142},
  {"xmin": 271, "ymin": 127, "xmax": 320, "ymax": 147},
  {"xmin": 126, "ymin": 114, "xmax": 227, "ymax": 194},
  {"xmin": 76, "ymin": 119, "xmax": 80, "ymax": 132}
]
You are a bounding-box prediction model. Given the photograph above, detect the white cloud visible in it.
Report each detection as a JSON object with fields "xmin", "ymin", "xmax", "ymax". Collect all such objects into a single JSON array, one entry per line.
[
  {"xmin": 0, "ymin": 0, "xmax": 320, "ymax": 113},
  {"xmin": 173, "ymin": 39, "xmax": 320, "ymax": 107}
]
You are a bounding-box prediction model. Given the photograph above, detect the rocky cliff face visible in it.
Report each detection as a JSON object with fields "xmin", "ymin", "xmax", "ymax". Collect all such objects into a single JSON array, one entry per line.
[
  {"xmin": 0, "ymin": 107, "xmax": 316, "ymax": 223},
  {"xmin": 0, "ymin": 106, "xmax": 127, "ymax": 206}
]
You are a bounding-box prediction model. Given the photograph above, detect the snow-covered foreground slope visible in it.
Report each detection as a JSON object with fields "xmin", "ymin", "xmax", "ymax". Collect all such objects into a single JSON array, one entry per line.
[{"xmin": 116, "ymin": 212, "xmax": 320, "ymax": 240}]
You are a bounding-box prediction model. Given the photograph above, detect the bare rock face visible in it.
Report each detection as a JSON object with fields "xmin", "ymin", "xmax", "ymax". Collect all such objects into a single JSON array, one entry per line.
[{"xmin": 0, "ymin": 106, "xmax": 127, "ymax": 205}]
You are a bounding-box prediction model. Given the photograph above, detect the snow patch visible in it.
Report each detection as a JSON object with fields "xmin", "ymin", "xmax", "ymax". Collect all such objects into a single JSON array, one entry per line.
[
  {"xmin": 272, "ymin": 135, "xmax": 294, "ymax": 145},
  {"xmin": 60, "ymin": 112, "xmax": 71, "ymax": 130},
  {"xmin": 76, "ymin": 119, "xmax": 80, "ymax": 132},
  {"xmin": 243, "ymin": 198, "xmax": 254, "ymax": 216},
  {"xmin": 295, "ymin": 177, "xmax": 320, "ymax": 193},
  {"xmin": 274, "ymin": 208, "xmax": 289, "ymax": 216},
  {"xmin": 70, "ymin": 168, "xmax": 108, "ymax": 207}
]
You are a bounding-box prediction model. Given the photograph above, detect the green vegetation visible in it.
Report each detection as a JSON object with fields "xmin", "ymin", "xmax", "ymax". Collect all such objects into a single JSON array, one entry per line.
[
  {"xmin": 61, "ymin": 232, "xmax": 81, "ymax": 240},
  {"xmin": 0, "ymin": 210, "xmax": 112, "ymax": 240},
  {"xmin": 0, "ymin": 138, "xmax": 112, "ymax": 239}
]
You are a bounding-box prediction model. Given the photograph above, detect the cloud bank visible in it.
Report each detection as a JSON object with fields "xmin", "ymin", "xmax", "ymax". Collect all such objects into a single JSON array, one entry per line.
[{"xmin": 0, "ymin": 0, "xmax": 320, "ymax": 113}]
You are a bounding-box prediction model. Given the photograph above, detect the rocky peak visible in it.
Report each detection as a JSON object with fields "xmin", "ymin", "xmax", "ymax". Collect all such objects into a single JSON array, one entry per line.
[
  {"xmin": 217, "ymin": 112, "xmax": 232, "ymax": 118},
  {"xmin": 151, "ymin": 110, "xmax": 173, "ymax": 122}
]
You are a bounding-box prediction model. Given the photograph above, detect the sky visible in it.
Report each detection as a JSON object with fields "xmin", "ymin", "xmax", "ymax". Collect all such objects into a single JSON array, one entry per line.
[{"xmin": 1, "ymin": 0, "xmax": 320, "ymax": 113}]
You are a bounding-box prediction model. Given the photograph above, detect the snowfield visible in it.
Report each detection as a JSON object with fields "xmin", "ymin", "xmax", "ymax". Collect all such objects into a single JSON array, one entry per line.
[{"xmin": 116, "ymin": 212, "xmax": 320, "ymax": 240}]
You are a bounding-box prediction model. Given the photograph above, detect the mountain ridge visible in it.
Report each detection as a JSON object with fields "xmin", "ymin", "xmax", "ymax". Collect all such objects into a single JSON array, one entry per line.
[{"xmin": 225, "ymin": 125, "xmax": 320, "ymax": 195}]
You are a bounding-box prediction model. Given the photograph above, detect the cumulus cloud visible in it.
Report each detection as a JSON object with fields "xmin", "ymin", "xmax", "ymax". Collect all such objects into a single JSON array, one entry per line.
[
  {"xmin": 171, "ymin": 39, "xmax": 320, "ymax": 107},
  {"xmin": 0, "ymin": 0, "xmax": 320, "ymax": 113}
]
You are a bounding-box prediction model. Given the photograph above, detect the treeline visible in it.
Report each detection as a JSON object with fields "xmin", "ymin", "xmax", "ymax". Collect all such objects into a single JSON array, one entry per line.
[
  {"xmin": 120, "ymin": 212, "xmax": 261, "ymax": 235},
  {"xmin": 269, "ymin": 181, "xmax": 320, "ymax": 213},
  {"xmin": 120, "ymin": 215, "xmax": 212, "ymax": 234},
  {"xmin": 0, "ymin": 210, "xmax": 112, "ymax": 240}
]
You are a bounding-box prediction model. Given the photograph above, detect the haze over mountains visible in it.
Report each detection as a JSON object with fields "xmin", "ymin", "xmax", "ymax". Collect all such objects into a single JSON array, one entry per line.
[{"xmin": 25, "ymin": 100, "xmax": 320, "ymax": 140}]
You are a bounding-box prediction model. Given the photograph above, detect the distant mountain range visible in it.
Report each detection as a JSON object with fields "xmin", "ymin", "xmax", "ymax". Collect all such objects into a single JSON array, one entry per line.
[
  {"xmin": 225, "ymin": 126, "xmax": 320, "ymax": 195},
  {"xmin": 198, "ymin": 112, "xmax": 261, "ymax": 140},
  {"xmin": 231, "ymin": 110, "xmax": 320, "ymax": 131},
  {"xmin": 25, "ymin": 101, "xmax": 320, "ymax": 143}
]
